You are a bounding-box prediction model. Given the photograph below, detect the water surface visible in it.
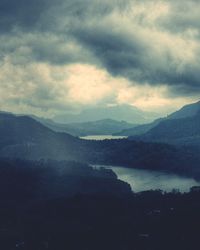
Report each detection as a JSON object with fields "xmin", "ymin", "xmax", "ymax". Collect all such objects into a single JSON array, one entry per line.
[
  {"xmin": 80, "ymin": 135, "xmax": 128, "ymax": 140},
  {"xmin": 94, "ymin": 165, "xmax": 200, "ymax": 193}
]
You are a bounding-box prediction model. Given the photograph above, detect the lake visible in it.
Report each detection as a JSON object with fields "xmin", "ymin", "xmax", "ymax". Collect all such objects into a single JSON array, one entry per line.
[
  {"xmin": 94, "ymin": 165, "xmax": 200, "ymax": 193},
  {"xmin": 80, "ymin": 135, "xmax": 128, "ymax": 140}
]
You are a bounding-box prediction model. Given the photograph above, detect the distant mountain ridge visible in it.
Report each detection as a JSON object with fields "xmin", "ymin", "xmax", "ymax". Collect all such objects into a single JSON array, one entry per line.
[
  {"xmin": 167, "ymin": 101, "xmax": 200, "ymax": 120},
  {"xmin": 115, "ymin": 118, "xmax": 163, "ymax": 136},
  {"xmin": 117, "ymin": 100, "xmax": 200, "ymax": 137},
  {"xmin": 0, "ymin": 112, "xmax": 80, "ymax": 161},
  {"xmin": 53, "ymin": 104, "xmax": 159, "ymax": 124},
  {"xmin": 1, "ymin": 111, "xmax": 200, "ymax": 179},
  {"xmin": 33, "ymin": 117, "xmax": 136, "ymax": 136},
  {"xmin": 129, "ymin": 101, "xmax": 200, "ymax": 146}
]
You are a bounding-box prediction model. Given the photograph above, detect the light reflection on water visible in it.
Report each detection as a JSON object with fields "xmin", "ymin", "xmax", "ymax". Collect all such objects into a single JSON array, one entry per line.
[
  {"xmin": 80, "ymin": 135, "xmax": 128, "ymax": 140},
  {"xmin": 94, "ymin": 165, "xmax": 200, "ymax": 193}
]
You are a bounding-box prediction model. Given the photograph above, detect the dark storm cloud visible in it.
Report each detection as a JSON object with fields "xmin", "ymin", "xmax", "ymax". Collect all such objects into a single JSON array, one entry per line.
[
  {"xmin": 0, "ymin": 0, "xmax": 200, "ymax": 96},
  {"xmin": 0, "ymin": 0, "xmax": 48, "ymax": 32},
  {"xmin": 69, "ymin": 0, "xmax": 200, "ymax": 95},
  {"xmin": 159, "ymin": 0, "xmax": 200, "ymax": 33},
  {"xmin": 0, "ymin": 0, "xmax": 127, "ymax": 32},
  {"xmin": 0, "ymin": 0, "xmax": 129, "ymax": 67},
  {"xmin": 73, "ymin": 23, "xmax": 200, "ymax": 95},
  {"xmin": 71, "ymin": 25, "xmax": 146, "ymax": 72}
]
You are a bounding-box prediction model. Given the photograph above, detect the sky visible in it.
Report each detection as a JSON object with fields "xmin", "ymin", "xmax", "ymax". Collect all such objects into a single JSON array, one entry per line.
[{"xmin": 0, "ymin": 0, "xmax": 200, "ymax": 118}]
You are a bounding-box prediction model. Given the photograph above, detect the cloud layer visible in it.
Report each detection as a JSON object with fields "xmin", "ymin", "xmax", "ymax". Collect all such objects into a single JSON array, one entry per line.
[{"xmin": 0, "ymin": 0, "xmax": 200, "ymax": 116}]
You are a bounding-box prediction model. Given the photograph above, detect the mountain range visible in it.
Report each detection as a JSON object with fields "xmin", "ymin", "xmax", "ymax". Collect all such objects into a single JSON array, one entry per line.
[
  {"xmin": 33, "ymin": 117, "xmax": 135, "ymax": 137},
  {"xmin": 1, "ymin": 110, "xmax": 200, "ymax": 179},
  {"xmin": 53, "ymin": 104, "xmax": 160, "ymax": 124},
  {"xmin": 128, "ymin": 100, "xmax": 200, "ymax": 146},
  {"xmin": 117, "ymin": 100, "xmax": 200, "ymax": 138},
  {"xmin": 0, "ymin": 113, "xmax": 81, "ymax": 161},
  {"xmin": 131, "ymin": 110, "xmax": 200, "ymax": 146}
]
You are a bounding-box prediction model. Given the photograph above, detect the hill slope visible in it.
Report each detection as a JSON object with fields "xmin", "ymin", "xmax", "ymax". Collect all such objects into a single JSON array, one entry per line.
[
  {"xmin": 0, "ymin": 113, "xmax": 81, "ymax": 161},
  {"xmin": 33, "ymin": 117, "xmax": 135, "ymax": 136},
  {"xmin": 1, "ymin": 112, "xmax": 200, "ymax": 179},
  {"xmin": 115, "ymin": 118, "xmax": 163, "ymax": 136},
  {"xmin": 168, "ymin": 100, "xmax": 200, "ymax": 120},
  {"xmin": 117, "ymin": 100, "xmax": 200, "ymax": 136},
  {"xmin": 131, "ymin": 110, "xmax": 200, "ymax": 146}
]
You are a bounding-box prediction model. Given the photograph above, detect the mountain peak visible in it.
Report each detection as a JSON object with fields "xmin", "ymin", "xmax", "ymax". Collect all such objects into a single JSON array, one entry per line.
[{"xmin": 53, "ymin": 104, "xmax": 159, "ymax": 124}]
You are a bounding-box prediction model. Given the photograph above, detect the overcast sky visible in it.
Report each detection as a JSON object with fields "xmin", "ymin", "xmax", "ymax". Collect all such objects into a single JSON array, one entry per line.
[{"xmin": 0, "ymin": 0, "xmax": 200, "ymax": 117}]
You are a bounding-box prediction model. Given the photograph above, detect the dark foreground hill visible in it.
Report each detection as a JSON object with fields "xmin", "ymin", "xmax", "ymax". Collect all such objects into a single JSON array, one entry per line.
[
  {"xmin": 1, "ymin": 113, "xmax": 200, "ymax": 179},
  {"xmin": 1, "ymin": 186, "xmax": 200, "ymax": 250},
  {"xmin": 0, "ymin": 159, "xmax": 199, "ymax": 250},
  {"xmin": 0, "ymin": 158, "xmax": 131, "ymax": 200}
]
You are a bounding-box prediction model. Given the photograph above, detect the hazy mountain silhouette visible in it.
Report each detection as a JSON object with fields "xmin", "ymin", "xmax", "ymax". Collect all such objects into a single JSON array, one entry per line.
[
  {"xmin": 131, "ymin": 110, "xmax": 200, "ymax": 146},
  {"xmin": 1, "ymin": 112, "xmax": 200, "ymax": 179},
  {"xmin": 0, "ymin": 113, "xmax": 82, "ymax": 161},
  {"xmin": 117, "ymin": 100, "xmax": 200, "ymax": 136},
  {"xmin": 53, "ymin": 104, "xmax": 159, "ymax": 124},
  {"xmin": 115, "ymin": 118, "xmax": 163, "ymax": 136},
  {"xmin": 168, "ymin": 100, "xmax": 200, "ymax": 119},
  {"xmin": 33, "ymin": 117, "xmax": 135, "ymax": 136}
]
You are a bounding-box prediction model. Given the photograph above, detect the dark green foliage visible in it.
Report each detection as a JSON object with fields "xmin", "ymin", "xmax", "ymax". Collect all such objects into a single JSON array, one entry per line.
[
  {"xmin": 0, "ymin": 158, "xmax": 131, "ymax": 200},
  {"xmin": 1, "ymin": 189, "xmax": 200, "ymax": 250}
]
